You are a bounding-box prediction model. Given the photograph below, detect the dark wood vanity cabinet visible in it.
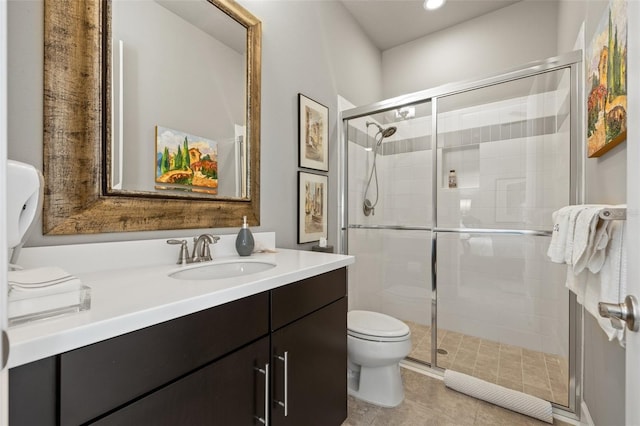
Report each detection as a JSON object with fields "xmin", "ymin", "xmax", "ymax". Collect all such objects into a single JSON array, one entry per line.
[
  {"xmin": 271, "ymin": 268, "xmax": 348, "ymax": 426},
  {"xmin": 9, "ymin": 267, "xmax": 347, "ymax": 426}
]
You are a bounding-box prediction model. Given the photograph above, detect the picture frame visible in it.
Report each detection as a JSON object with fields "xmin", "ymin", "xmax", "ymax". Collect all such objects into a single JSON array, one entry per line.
[
  {"xmin": 298, "ymin": 171, "xmax": 328, "ymax": 244},
  {"xmin": 298, "ymin": 93, "xmax": 329, "ymax": 171},
  {"xmin": 586, "ymin": 0, "xmax": 627, "ymax": 158}
]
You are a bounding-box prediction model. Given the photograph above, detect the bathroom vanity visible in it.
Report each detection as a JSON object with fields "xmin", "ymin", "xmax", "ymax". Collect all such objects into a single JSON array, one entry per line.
[{"xmin": 7, "ymin": 242, "xmax": 352, "ymax": 426}]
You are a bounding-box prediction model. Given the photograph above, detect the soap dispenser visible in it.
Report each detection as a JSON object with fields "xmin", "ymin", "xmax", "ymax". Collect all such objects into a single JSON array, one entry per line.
[{"xmin": 235, "ymin": 216, "xmax": 255, "ymax": 256}]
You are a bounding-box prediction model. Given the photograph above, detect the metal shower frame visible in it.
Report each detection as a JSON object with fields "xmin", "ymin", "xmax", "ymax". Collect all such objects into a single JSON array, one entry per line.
[{"xmin": 339, "ymin": 50, "xmax": 584, "ymax": 419}]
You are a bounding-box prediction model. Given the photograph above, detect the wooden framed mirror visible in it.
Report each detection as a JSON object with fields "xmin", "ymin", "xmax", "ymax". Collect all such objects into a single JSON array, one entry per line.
[{"xmin": 43, "ymin": 0, "xmax": 261, "ymax": 235}]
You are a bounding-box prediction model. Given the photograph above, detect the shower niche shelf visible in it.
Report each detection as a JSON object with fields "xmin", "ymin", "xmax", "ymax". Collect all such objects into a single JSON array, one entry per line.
[{"xmin": 440, "ymin": 145, "xmax": 479, "ymax": 190}]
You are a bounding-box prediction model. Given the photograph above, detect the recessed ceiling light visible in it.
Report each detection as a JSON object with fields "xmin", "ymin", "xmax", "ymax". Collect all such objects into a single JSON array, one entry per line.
[{"xmin": 424, "ymin": 0, "xmax": 445, "ymax": 11}]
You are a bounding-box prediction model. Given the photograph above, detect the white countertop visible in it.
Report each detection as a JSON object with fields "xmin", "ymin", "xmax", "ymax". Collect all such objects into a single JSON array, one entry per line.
[{"xmin": 8, "ymin": 248, "xmax": 354, "ymax": 369}]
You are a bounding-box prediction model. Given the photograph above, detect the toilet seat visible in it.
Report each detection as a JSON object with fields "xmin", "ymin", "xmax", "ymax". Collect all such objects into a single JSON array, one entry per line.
[{"xmin": 347, "ymin": 310, "xmax": 410, "ymax": 342}]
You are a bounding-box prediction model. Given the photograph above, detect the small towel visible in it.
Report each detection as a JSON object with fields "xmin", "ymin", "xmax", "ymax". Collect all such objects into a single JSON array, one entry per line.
[
  {"xmin": 597, "ymin": 220, "xmax": 626, "ymax": 345},
  {"xmin": 547, "ymin": 206, "xmax": 573, "ymax": 263},
  {"xmin": 9, "ymin": 266, "xmax": 77, "ymax": 288},
  {"xmin": 8, "ymin": 267, "xmax": 88, "ymax": 323},
  {"xmin": 571, "ymin": 205, "xmax": 611, "ymax": 274},
  {"xmin": 563, "ymin": 205, "xmax": 592, "ymax": 265},
  {"xmin": 8, "ymin": 267, "xmax": 83, "ymax": 296}
]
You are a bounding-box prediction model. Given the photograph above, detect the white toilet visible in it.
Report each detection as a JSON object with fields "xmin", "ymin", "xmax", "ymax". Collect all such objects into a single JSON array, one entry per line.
[{"xmin": 347, "ymin": 310, "xmax": 412, "ymax": 407}]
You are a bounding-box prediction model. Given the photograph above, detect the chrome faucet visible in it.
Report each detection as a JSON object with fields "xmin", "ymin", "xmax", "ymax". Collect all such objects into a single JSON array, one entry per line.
[
  {"xmin": 191, "ymin": 234, "xmax": 220, "ymax": 263},
  {"xmin": 166, "ymin": 234, "xmax": 220, "ymax": 265}
]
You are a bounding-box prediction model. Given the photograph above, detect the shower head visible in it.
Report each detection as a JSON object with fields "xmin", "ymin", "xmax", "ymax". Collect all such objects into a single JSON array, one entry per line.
[{"xmin": 366, "ymin": 121, "xmax": 397, "ymax": 139}]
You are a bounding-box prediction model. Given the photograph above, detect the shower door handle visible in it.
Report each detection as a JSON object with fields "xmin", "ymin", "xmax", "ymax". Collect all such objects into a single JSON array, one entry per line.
[{"xmin": 598, "ymin": 295, "xmax": 639, "ymax": 332}]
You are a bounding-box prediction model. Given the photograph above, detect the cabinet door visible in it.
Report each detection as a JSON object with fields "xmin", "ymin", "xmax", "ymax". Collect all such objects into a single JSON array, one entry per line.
[
  {"xmin": 9, "ymin": 356, "xmax": 57, "ymax": 426},
  {"xmin": 92, "ymin": 336, "xmax": 270, "ymax": 426},
  {"xmin": 271, "ymin": 297, "xmax": 347, "ymax": 426}
]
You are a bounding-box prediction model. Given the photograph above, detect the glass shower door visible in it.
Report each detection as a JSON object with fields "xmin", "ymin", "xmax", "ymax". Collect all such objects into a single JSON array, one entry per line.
[
  {"xmin": 433, "ymin": 68, "xmax": 573, "ymax": 407},
  {"xmin": 345, "ymin": 101, "xmax": 434, "ymax": 364}
]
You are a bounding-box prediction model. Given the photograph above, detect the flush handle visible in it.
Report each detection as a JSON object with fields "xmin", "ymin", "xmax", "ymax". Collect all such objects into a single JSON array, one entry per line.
[{"xmin": 598, "ymin": 295, "xmax": 639, "ymax": 332}]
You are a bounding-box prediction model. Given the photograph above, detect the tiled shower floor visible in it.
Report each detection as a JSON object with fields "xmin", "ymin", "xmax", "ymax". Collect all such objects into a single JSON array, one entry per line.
[{"xmin": 405, "ymin": 321, "xmax": 569, "ymax": 406}]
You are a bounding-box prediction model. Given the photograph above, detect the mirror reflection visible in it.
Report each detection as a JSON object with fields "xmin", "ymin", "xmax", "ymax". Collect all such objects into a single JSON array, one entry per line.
[{"xmin": 109, "ymin": 0, "xmax": 248, "ymax": 199}]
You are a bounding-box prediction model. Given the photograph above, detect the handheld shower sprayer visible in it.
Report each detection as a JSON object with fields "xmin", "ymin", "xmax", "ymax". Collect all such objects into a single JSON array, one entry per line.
[{"xmin": 363, "ymin": 122, "xmax": 398, "ymax": 216}]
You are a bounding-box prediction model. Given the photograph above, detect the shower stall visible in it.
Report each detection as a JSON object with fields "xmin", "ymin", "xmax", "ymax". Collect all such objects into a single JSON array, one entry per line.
[{"xmin": 341, "ymin": 51, "xmax": 582, "ymax": 414}]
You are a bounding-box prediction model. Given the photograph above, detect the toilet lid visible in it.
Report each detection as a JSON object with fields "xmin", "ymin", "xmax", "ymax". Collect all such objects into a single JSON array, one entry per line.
[{"xmin": 347, "ymin": 310, "xmax": 410, "ymax": 339}]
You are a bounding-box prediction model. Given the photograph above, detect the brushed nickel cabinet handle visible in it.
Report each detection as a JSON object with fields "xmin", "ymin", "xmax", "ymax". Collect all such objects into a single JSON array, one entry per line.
[
  {"xmin": 254, "ymin": 363, "xmax": 269, "ymax": 425},
  {"xmin": 276, "ymin": 351, "xmax": 289, "ymax": 416}
]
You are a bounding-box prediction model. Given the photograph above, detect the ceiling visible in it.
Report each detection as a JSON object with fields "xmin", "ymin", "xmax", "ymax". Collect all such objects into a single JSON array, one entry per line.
[{"xmin": 340, "ymin": 0, "xmax": 522, "ymax": 51}]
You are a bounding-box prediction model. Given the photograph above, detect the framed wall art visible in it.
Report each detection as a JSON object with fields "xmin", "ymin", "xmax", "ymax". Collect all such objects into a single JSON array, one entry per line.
[
  {"xmin": 298, "ymin": 93, "xmax": 329, "ymax": 171},
  {"xmin": 298, "ymin": 171, "xmax": 328, "ymax": 244},
  {"xmin": 586, "ymin": 0, "xmax": 627, "ymax": 158},
  {"xmin": 155, "ymin": 126, "xmax": 219, "ymax": 194}
]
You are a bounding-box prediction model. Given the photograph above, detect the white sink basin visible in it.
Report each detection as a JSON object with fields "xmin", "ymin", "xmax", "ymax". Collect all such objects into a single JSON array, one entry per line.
[{"xmin": 169, "ymin": 260, "xmax": 276, "ymax": 280}]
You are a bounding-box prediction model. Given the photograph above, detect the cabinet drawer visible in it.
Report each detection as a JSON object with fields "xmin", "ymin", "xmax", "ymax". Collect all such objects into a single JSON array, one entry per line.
[
  {"xmin": 60, "ymin": 291, "xmax": 269, "ymax": 425},
  {"xmin": 271, "ymin": 268, "xmax": 346, "ymax": 330},
  {"xmin": 91, "ymin": 336, "xmax": 270, "ymax": 426}
]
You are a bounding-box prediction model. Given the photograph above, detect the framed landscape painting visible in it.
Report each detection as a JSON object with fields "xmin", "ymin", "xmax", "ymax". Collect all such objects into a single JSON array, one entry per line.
[
  {"xmin": 155, "ymin": 126, "xmax": 219, "ymax": 194},
  {"xmin": 298, "ymin": 171, "xmax": 328, "ymax": 244},
  {"xmin": 298, "ymin": 94, "xmax": 329, "ymax": 171},
  {"xmin": 586, "ymin": 0, "xmax": 627, "ymax": 157}
]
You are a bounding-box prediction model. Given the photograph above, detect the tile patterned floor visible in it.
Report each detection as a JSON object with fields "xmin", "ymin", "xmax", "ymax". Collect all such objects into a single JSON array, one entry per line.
[
  {"xmin": 343, "ymin": 368, "xmax": 574, "ymax": 426},
  {"xmin": 405, "ymin": 321, "xmax": 570, "ymax": 407}
]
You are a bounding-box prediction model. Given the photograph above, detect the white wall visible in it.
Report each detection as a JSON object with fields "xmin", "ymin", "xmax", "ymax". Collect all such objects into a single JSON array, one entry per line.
[
  {"xmin": 7, "ymin": 0, "xmax": 382, "ymax": 249},
  {"xmin": 555, "ymin": 1, "xmax": 627, "ymax": 424},
  {"xmin": 381, "ymin": 0, "xmax": 559, "ymax": 98}
]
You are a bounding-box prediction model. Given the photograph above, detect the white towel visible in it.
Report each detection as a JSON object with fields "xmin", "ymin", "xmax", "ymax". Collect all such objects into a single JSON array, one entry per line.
[
  {"xmin": 571, "ymin": 205, "xmax": 611, "ymax": 274},
  {"xmin": 8, "ymin": 267, "xmax": 88, "ymax": 323},
  {"xmin": 597, "ymin": 220, "xmax": 626, "ymax": 345},
  {"xmin": 8, "ymin": 266, "xmax": 78, "ymax": 289},
  {"xmin": 559, "ymin": 208, "xmax": 627, "ymax": 346},
  {"xmin": 8, "ymin": 267, "xmax": 84, "ymax": 307},
  {"xmin": 547, "ymin": 206, "xmax": 573, "ymax": 263},
  {"xmin": 563, "ymin": 205, "xmax": 592, "ymax": 265}
]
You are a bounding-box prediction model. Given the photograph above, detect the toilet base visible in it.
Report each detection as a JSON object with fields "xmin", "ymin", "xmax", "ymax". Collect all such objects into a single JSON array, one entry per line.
[{"xmin": 348, "ymin": 363, "xmax": 404, "ymax": 408}]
